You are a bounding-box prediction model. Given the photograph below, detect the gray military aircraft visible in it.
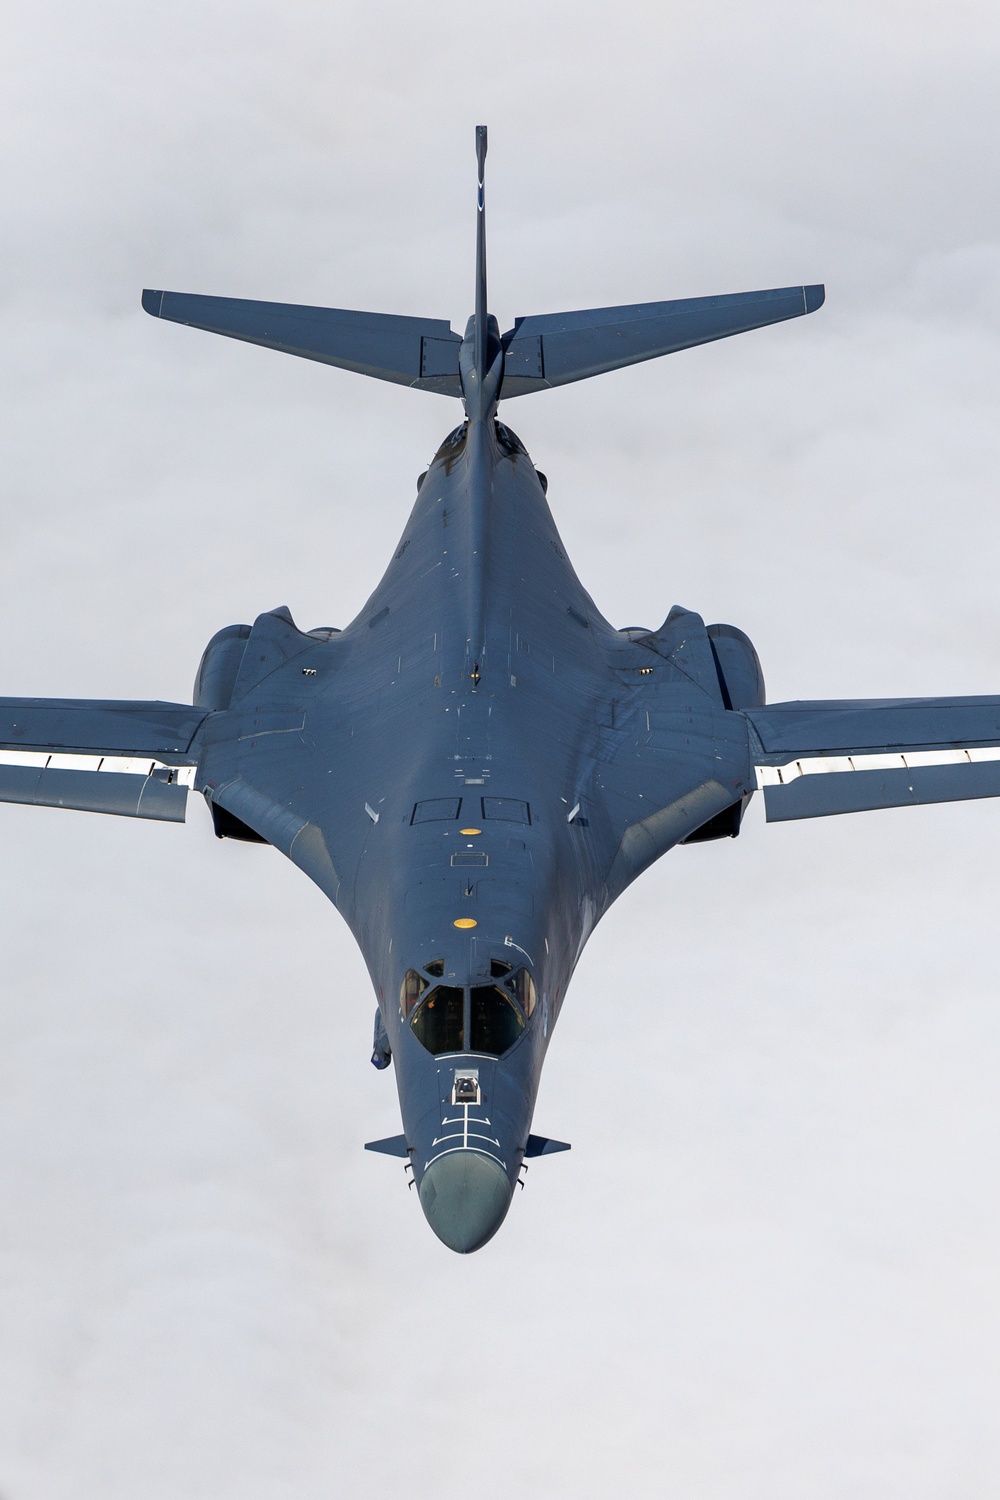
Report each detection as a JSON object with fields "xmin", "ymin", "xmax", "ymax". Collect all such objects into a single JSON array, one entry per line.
[{"xmin": 5, "ymin": 129, "xmax": 1000, "ymax": 1252}]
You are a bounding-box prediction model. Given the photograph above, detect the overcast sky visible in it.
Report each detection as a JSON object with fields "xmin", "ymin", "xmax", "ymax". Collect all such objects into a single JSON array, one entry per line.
[{"xmin": 2, "ymin": 3, "xmax": 1000, "ymax": 1496}]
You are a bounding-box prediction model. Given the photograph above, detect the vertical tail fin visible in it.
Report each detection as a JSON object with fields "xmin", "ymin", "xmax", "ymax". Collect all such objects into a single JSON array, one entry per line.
[
  {"xmin": 459, "ymin": 126, "xmax": 502, "ymax": 419},
  {"xmin": 475, "ymin": 125, "xmax": 489, "ymax": 385}
]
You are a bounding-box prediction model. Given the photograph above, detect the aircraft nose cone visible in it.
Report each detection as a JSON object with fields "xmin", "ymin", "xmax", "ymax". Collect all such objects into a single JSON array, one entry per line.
[{"xmin": 418, "ymin": 1151, "xmax": 513, "ymax": 1253}]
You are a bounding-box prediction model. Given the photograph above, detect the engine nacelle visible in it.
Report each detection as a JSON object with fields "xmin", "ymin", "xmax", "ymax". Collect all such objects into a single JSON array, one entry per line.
[
  {"xmin": 706, "ymin": 622, "xmax": 765, "ymax": 710},
  {"xmin": 193, "ymin": 623, "xmax": 252, "ymax": 711},
  {"xmin": 681, "ymin": 623, "xmax": 765, "ymax": 845}
]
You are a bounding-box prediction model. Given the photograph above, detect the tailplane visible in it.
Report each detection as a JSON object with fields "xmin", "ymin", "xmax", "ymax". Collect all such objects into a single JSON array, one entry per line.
[
  {"xmin": 498, "ymin": 284, "xmax": 824, "ymax": 397},
  {"xmin": 143, "ymin": 132, "xmax": 823, "ymax": 409},
  {"xmin": 140, "ymin": 289, "xmax": 463, "ymax": 397}
]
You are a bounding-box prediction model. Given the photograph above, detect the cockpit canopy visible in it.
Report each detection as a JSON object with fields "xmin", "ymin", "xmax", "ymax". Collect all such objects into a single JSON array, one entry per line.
[{"xmin": 400, "ymin": 961, "xmax": 536, "ymax": 1057}]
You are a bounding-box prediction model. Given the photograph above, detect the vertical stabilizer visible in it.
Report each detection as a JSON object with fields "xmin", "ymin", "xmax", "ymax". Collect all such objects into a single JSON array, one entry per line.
[
  {"xmin": 475, "ymin": 125, "xmax": 489, "ymax": 383},
  {"xmin": 459, "ymin": 126, "xmax": 503, "ymax": 420}
]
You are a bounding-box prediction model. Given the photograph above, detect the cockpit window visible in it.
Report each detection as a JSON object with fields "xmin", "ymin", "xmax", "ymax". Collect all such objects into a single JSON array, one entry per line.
[
  {"xmin": 409, "ymin": 986, "xmax": 465, "ymax": 1055},
  {"xmin": 470, "ymin": 986, "xmax": 525, "ymax": 1056},
  {"xmin": 406, "ymin": 967, "xmax": 535, "ymax": 1058},
  {"xmin": 400, "ymin": 968, "xmax": 426, "ymax": 1018},
  {"xmin": 509, "ymin": 968, "xmax": 536, "ymax": 1017}
]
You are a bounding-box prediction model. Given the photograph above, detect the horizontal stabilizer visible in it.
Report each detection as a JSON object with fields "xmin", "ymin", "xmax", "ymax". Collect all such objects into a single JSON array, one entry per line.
[
  {"xmin": 142, "ymin": 291, "xmax": 463, "ymax": 397},
  {"xmin": 524, "ymin": 1135, "xmax": 571, "ymax": 1157},
  {"xmin": 500, "ymin": 285, "xmax": 824, "ymax": 397},
  {"xmin": 364, "ymin": 1135, "xmax": 409, "ymax": 1157}
]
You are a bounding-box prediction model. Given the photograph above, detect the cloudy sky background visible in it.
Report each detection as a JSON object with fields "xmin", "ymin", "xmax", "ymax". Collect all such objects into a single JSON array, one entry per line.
[{"xmin": 2, "ymin": 2, "xmax": 1000, "ymax": 1495}]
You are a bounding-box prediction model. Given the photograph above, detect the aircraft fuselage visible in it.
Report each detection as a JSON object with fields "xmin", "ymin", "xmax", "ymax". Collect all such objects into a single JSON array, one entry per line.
[{"xmin": 195, "ymin": 411, "xmax": 753, "ymax": 1250}]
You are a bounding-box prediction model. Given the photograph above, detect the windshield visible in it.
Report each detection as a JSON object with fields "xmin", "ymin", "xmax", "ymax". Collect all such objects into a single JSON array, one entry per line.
[
  {"xmin": 409, "ymin": 986, "xmax": 465, "ymax": 1055},
  {"xmin": 404, "ymin": 964, "xmax": 535, "ymax": 1058},
  {"xmin": 470, "ymin": 986, "xmax": 524, "ymax": 1054}
]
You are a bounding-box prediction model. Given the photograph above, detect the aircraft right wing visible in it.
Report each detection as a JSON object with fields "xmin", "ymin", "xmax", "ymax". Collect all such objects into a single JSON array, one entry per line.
[
  {"xmin": 745, "ymin": 697, "xmax": 1000, "ymax": 822},
  {"xmin": 0, "ymin": 699, "xmax": 208, "ymax": 822}
]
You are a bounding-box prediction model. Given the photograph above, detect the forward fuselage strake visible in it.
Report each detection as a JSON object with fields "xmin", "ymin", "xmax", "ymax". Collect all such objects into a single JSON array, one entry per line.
[{"xmin": 196, "ymin": 417, "xmax": 755, "ymax": 1251}]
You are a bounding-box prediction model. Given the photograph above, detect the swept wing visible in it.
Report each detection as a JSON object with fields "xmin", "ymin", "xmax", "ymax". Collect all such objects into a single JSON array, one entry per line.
[
  {"xmin": 746, "ymin": 698, "xmax": 1000, "ymax": 821},
  {"xmin": 0, "ymin": 699, "xmax": 207, "ymax": 822}
]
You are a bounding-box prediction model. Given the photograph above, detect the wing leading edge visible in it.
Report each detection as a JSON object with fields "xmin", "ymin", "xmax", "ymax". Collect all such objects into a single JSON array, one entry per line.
[
  {"xmin": 0, "ymin": 699, "xmax": 208, "ymax": 822},
  {"xmin": 745, "ymin": 698, "xmax": 1000, "ymax": 821}
]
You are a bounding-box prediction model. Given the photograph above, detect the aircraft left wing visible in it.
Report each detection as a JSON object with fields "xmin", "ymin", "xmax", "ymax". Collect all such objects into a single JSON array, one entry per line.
[
  {"xmin": 745, "ymin": 697, "xmax": 1000, "ymax": 821},
  {"xmin": 0, "ymin": 699, "xmax": 208, "ymax": 822}
]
